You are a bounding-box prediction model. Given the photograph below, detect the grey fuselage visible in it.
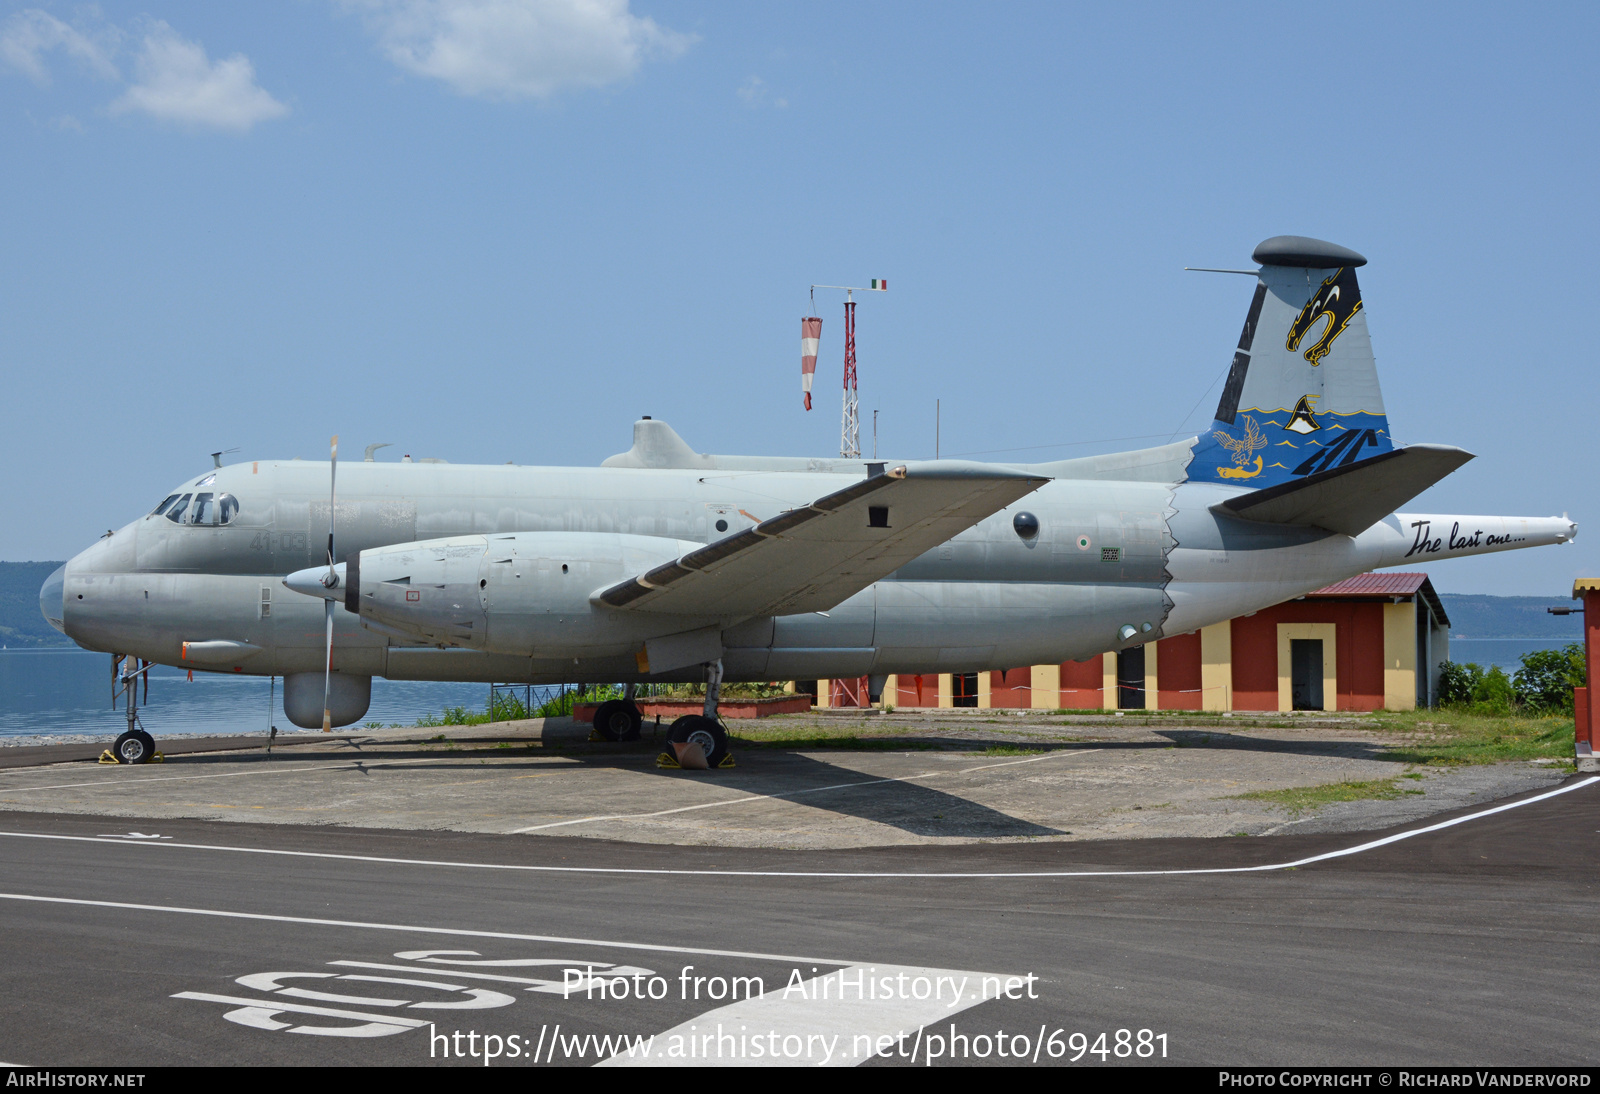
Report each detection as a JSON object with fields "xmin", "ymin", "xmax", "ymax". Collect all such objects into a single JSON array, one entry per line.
[{"xmin": 49, "ymin": 441, "xmax": 1575, "ymax": 687}]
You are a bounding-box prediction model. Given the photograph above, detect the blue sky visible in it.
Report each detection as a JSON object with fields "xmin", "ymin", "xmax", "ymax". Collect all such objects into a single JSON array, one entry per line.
[{"xmin": 1, "ymin": 1, "xmax": 1593, "ymax": 596}]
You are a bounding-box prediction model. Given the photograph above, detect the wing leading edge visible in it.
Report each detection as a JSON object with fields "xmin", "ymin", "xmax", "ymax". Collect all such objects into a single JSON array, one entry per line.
[{"xmin": 596, "ymin": 462, "xmax": 1048, "ymax": 618}]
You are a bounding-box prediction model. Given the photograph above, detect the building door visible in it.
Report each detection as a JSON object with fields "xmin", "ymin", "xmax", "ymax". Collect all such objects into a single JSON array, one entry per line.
[
  {"xmin": 1291, "ymin": 639, "xmax": 1324, "ymax": 710},
  {"xmin": 953, "ymin": 672, "xmax": 979, "ymax": 707},
  {"xmin": 1117, "ymin": 646, "xmax": 1145, "ymax": 709}
]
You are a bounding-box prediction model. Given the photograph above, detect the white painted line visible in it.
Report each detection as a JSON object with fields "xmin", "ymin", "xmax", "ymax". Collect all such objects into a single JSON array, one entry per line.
[
  {"xmin": 509, "ymin": 748, "xmax": 1102, "ymax": 833},
  {"xmin": 0, "ymin": 892, "xmax": 862, "ymax": 966},
  {"xmin": 0, "ymin": 776, "xmax": 1591, "ymax": 879},
  {"xmin": 598, "ymin": 964, "xmax": 1005, "ymax": 1068}
]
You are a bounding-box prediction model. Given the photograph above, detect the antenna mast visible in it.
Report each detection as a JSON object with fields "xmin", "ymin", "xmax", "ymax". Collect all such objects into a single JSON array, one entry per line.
[{"xmin": 809, "ymin": 280, "xmax": 886, "ymax": 459}]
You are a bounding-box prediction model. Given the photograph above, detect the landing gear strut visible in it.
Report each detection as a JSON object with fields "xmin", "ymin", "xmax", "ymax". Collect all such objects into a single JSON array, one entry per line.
[
  {"xmin": 110, "ymin": 655, "xmax": 157, "ymax": 765},
  {"xmin": 662, "ymin": 659, "xmax": 731, "ymax": 768}
]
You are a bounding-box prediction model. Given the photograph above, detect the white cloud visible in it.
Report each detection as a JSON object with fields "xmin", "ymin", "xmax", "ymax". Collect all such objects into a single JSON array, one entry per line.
[
  {"xmin": 109, "ymin": 22, "xmax": 288, "ymax": 132},
  {"xmin": 737, "ymin": 75, "xmax": 785, "ymax": 109},
  {"xmin": 349, "ymin": 0, "xmax": 695, "ymax": 101},
  {"xmin": 0, "ymin": 9, "xmax": 119, "ymax": 85}
]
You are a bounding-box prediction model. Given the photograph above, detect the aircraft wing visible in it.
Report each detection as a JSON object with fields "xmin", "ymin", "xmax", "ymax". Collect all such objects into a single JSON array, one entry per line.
[{"xmin": 596, "ymin": 463, "xmax": 1048, "ymax": 617}]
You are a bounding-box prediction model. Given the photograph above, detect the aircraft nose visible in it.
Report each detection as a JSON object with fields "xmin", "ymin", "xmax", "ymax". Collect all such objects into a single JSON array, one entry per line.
[
  {"xmin": 284, "ymin": 563, "xmax": 345, "ymax": 601},
  {"xmin": 39, "ymin": 563, "xmax": 66, "ymax": 634}
]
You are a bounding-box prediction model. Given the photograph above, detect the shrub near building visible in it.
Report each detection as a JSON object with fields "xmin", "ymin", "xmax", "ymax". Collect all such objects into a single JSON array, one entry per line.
[{"xmin": 1436, "ymin": 643, "xmax": 1584, "ymax": 715}]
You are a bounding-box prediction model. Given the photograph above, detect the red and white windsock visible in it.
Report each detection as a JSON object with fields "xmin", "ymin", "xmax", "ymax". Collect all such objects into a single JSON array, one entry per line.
[{"xmin": 800, "ymin": 316, "xmax": 822, "ymax": 410}]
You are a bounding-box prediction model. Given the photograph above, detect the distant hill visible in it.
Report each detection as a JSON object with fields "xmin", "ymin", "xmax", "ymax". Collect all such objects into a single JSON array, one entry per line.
[
  {"xmin": 1437, "ymin": 594, "xmax": 1584, "ymax": 640},
  {"xmin": 0, "ymin": 561, "xmax": 72, "ymax": 647}
]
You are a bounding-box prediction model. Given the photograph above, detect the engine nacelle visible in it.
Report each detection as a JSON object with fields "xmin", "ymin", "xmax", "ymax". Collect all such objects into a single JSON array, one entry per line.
[{"xmin": 345, "ymin": 531, "xmax": 699, "ymax": 653}]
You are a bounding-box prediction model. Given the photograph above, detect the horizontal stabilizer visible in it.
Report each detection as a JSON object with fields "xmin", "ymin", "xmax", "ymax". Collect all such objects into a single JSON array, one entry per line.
[
  {"xmin": 597, "ymin": 462, "xmax": 1047, "ymax": 617},
  {"xmin": 1213, "ymin": 444, "xmax": 1474, "ymax": 536}
]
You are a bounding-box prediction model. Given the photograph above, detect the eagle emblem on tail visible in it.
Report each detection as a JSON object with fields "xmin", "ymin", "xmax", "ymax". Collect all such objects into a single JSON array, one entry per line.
[{"xmin": 1213, "ymin": 415, "xmax": 1268, "ymax": 479}]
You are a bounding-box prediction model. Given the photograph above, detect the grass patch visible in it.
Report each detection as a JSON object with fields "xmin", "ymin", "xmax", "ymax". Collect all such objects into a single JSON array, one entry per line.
[
  {"xmin": 1233, "ymin": 777, "xmax": 1425, "ymax": 815},
  {"xmin": 977, "ymin": 745, "xmax": 1046, "ymax": 756},
  {"xmin": 1371, "ymin": 709, "xmax": 1576, "ymax": 766}
]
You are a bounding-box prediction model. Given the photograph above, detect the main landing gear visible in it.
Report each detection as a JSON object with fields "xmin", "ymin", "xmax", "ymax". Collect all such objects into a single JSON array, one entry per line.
[
  {"xmin": 587, "ymin": 668, "xmax": 733, "ymax": 768},
  {"xmin": 662, "ymin": 659, "xmax": 731, "ymax": 768},
  {"xmin": 590, "ymin": 681, "xmax": 643, "ymax": 741}
]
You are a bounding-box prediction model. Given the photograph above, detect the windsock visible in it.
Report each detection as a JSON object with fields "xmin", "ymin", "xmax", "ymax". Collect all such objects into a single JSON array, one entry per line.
[{"xmin": 801, "ymin": 316, "xmax": 822, "ymax": 410}]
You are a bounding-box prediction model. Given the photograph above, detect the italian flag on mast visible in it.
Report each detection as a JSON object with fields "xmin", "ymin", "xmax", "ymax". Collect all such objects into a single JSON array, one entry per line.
[{"xmin": 871, "ymin": 279, "xmax": 887, "ymax": 290}]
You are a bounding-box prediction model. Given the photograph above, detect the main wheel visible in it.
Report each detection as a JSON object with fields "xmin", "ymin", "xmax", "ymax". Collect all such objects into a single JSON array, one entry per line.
[
  {"xmin": 665, "ymin": 715, "xmax": 728, "ymax": 768},
  {"xmin": 112, "ymin": 729, "xmax": 156, "ymax": 765},
  {"xmin": 591, "ymin": 700, "xmax": 642, "ymax": 742}
]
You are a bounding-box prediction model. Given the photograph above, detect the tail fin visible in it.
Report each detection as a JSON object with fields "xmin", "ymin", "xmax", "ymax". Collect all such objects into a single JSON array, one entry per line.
[{"xmin": 1189, "ymin": 236, "xmax": 1392, "ymax": 489}]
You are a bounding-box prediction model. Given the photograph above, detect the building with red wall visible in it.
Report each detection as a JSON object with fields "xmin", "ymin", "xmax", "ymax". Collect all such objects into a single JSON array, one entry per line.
[{"xmin": 813, "ymin": 572, "xmax": 1451, "ymax": 713}]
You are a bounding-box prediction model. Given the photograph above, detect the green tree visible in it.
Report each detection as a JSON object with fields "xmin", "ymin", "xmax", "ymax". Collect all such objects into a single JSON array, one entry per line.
[
  {"xmin": 1437, "ymin": 660, "xmax": 1483, "ymax": 706},
  {"xmin": 1471, "ymin": 665, "xmax": 1516, "ymax": 713},
  {"xmin": 1513, "ymin": 643, "xmax": 1585, "ymax": 713}
]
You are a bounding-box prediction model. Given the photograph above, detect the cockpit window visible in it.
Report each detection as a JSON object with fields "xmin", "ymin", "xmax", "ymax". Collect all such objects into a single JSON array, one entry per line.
[
  {"xmin": 218, "ymin": 494, "xmax": 239, "ymax": 525},
  {"xmin": 164, "ymin": 494, "xmax": 193, "ymax": 523},
  {"xmin": 152, "ymin": 494, "xmax": 180, "ymax": 516},
  {"xmin": 191, "ymin": 493, "xmax": 215, "ymax": 526}
]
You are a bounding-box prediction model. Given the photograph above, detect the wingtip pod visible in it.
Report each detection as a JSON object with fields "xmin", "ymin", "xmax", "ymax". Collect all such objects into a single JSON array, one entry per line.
[{"xmin": 1374, "ymin": 513, "xmax": 1578, "ymax": 567}]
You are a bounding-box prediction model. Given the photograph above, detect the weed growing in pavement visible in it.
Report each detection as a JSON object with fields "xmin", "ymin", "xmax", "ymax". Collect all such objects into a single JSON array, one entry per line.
[{"xmin": 1233, "ymin": 777, "xmax": 1426, "ymax": 815}]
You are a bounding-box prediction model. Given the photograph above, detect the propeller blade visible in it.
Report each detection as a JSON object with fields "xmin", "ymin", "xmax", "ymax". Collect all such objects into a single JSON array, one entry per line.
[
  {"xmin": 322, "ymin": 434, "xmax": 338, "ymax": 732},
  {"xmin": 325, "ymin": 434, "xmax": 339, "ymax": 585},
  {"xmin": 322, "ymin": 598, "xmax": 334, "ymax": 732}
]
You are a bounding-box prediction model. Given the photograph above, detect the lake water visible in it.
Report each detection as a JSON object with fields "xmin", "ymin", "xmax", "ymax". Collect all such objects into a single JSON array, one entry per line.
[
  {"xmin": 1446, "ymin": 639, "xmax": 1581, "ymax": 673},
  {"xmin": 0, "ymin": 649, "xmax": 534, "ymax": 741}
]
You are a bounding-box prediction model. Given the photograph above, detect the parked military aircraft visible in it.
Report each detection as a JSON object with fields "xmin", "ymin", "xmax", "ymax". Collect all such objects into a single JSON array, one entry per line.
[{"xmin": 42, "ymin": 236, "xmax": 1577, "ymax": 765}]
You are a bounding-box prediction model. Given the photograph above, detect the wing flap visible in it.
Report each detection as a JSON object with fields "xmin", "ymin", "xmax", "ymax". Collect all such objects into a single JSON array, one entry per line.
[
  {"xmin": 1214, "ymin": 443, "xmax": 1474, "ymax": 535},
  {"xmin": 597, "ymin": 463, "xmax": 1047, "ymax": 617}
]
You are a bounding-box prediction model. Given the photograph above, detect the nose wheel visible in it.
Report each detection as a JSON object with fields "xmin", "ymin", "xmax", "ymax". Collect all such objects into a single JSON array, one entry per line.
[{"xmin": 112, "ymin": 729, "xmax": 156, "ymax": 765}]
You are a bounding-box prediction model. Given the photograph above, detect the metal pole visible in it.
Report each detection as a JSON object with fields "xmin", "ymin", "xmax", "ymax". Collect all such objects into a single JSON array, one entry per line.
[{"xmin": 840, "ymin": 294, "xmax": 859, "ymax": 458}]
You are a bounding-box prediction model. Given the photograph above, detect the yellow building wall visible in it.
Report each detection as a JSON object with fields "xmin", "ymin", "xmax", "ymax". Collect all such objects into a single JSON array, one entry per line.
[
  {"xmin": 815, "ymin": 679, "xmax": 830, "ymax": 708},
  {"xmin": 1200, "ymin": 622, "xmax": 1232, "ymax": 711},
  {"xmin": 881, "ymin": 674, "xmax": 896, "ymax": 708},
  {"xmin": 1144, "ymin": 642, "xmax": 1159, "ymax": 711},
  {"xmin": 1275, "ymin": 624, "xmax": 1337, "ymax": 712},
  {"xmin": 977, "ymin": 671, "xmax": 992, "ymax": 709},
  {"xmin": 938, "ymin": 672, "xmax": 953, "ymax": 708},
  {"xmin": 1383, "ymin": 602, "xmax": 1417, "ymax": 711},
  {"xmin": 1102, "ymin": 652, "xmax": 1118, "ymax": 711},
  {"xmin": 1030, "ymin": 663, "xmax": 1060, "ymax": 709}
]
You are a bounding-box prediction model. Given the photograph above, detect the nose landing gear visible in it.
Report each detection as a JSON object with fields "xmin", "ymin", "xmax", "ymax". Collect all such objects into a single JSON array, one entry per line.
[
  {"xmin": 112, "ymin": 728, "xmax": 157, "ymax": 764},
  {"xmin": 103, "ymin": 654, "xmax": 161, "ymax": 765}
]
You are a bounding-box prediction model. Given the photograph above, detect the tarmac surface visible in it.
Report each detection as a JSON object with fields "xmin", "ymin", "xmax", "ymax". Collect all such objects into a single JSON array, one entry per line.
[
  {"xmin": 0, "ymin": 777, "xmax": 1595, "ymax": 1067},
  {"xmin": 0, "ymin": 711, "xmax": 1593, "ymax": 1066}
]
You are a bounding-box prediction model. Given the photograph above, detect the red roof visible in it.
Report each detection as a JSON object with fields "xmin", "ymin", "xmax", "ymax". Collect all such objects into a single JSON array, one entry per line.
[
  {"xmin": 1308, "ymin": 573, "xmax": 1429, "ymax": 597},
  {"xmin": 1304, "ymin": 572, "xmax": 1449, "ymax": 627}
]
